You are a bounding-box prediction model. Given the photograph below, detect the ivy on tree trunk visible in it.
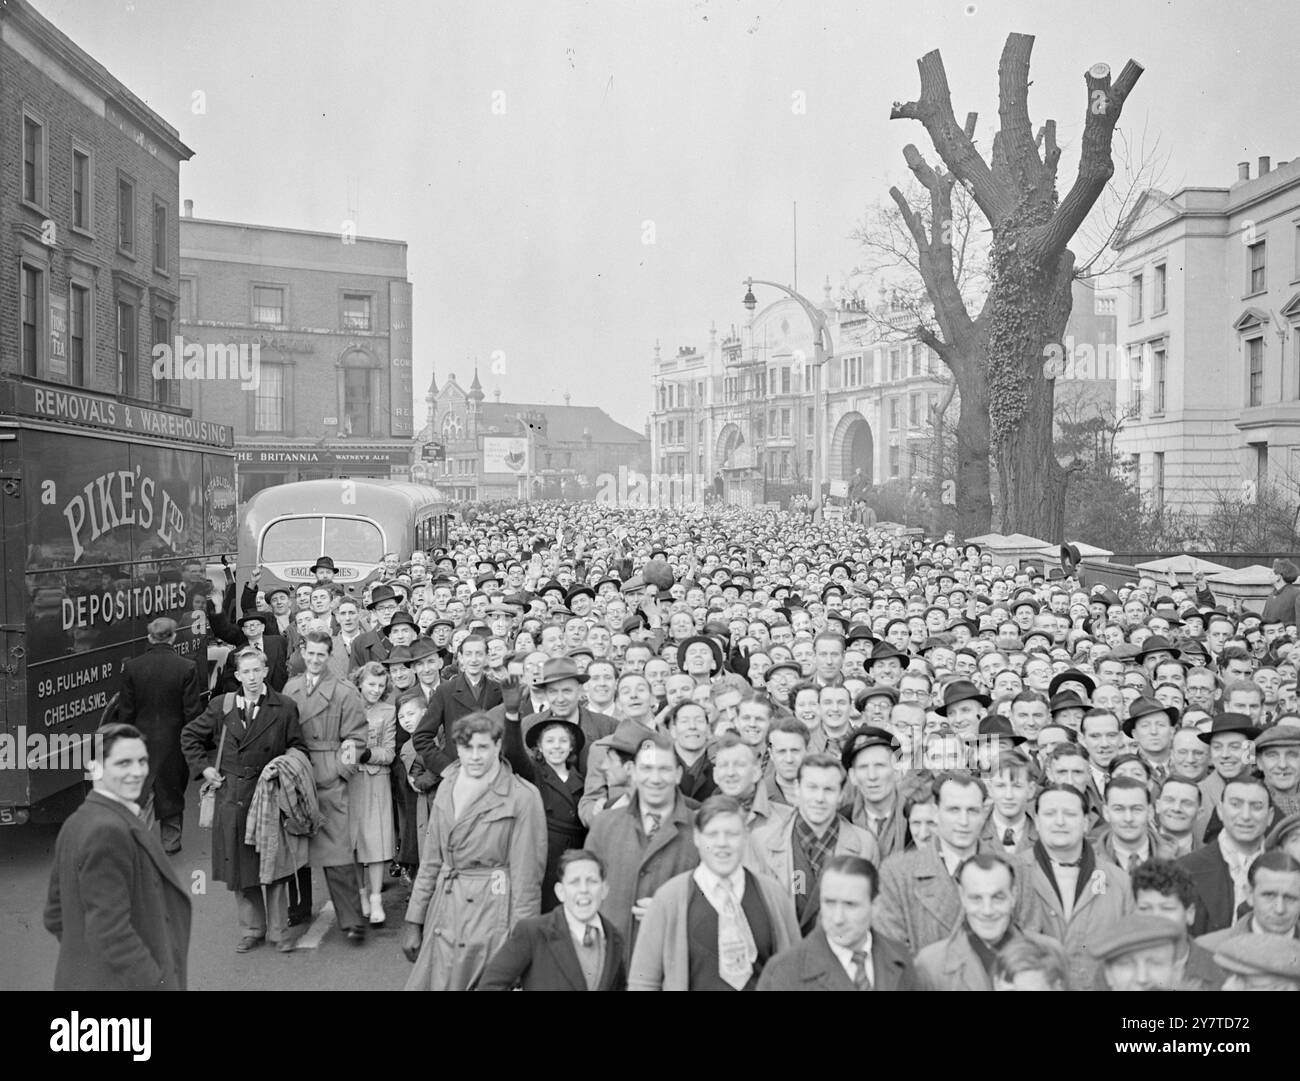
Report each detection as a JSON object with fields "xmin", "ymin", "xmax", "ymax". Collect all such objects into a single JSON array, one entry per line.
[{"xmin": 890, "ymin": 32, "xmax": 1142, "ymax": 540}]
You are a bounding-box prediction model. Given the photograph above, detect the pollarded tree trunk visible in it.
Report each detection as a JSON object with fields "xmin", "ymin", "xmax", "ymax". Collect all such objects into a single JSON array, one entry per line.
[
  {"xmin": 988, "ymin": 230, "xmax": 1076, "ymax": 541},
  {"xmin": 952, "ymin": 345, "xmax": 993, "ymax": 538},
  {"xmin": 891, "ymin": 33, "xmax": 1143, "ymax": 542}
]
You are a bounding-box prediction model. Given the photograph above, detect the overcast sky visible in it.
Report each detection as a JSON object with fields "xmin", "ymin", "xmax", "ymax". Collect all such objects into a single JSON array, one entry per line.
[{"xmin": 42, "ymin": 0, "xmax": 1300, "ymax": 432}]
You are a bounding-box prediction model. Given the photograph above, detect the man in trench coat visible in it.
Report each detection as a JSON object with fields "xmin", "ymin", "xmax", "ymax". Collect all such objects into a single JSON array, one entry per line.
[
  {"xmin": 181, "ymin": 648, "xmax": 306, "ymax": 950},
  {"xmin": 402, "ymin": 711, "xmax": 546, "ymax": 991},
  {"xmin": 284, "ymin": 629, "xmax": 369, "ymax": 940}
]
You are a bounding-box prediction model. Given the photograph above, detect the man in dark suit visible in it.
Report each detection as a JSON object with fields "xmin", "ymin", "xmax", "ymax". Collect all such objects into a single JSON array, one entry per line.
[
  {"xmin": 44, "ymin": 723, "xmax": 192, "ymax": 989},
  {"xmin": 350, "ymin": 584, "xmax": 401, "ymax": 668},
  {"xmin": 478, "ymin": 849, "xmax": 627, "ymax": 990},
  {"xmin": 216, "ymin": 610, "xmax": 288, "ymax": 693},
  {"xmin": 181, "ymin": 648, "xmax": 307, "ymax": 951},
  {"xmin": 413, "ymin": 634, "xmax": 503, "ymax": 775},
  {"xmin": 1178, "ymin": 774, "xmax": 1272, "ymax": 936},
  {"xmin": 116, "ymin": 618, "xmax": 203, "ymax": 853},
  {"xmin": 759, "ymin": 855, "xmax": 917, "ymax": 991}
]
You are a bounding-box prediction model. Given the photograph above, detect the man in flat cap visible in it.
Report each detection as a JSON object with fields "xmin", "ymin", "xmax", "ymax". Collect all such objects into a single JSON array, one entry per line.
[
  {"xmin": 1088, "ymin": 913, "xmax": 1183, "ymax": 991},
  {"xmin": 1256, "ymin": 725, "xmax": 1300, "ymax": 819},
  {"xmin": 1214, "ymin": 933, "xmax": 1300, "ymax": 991}
]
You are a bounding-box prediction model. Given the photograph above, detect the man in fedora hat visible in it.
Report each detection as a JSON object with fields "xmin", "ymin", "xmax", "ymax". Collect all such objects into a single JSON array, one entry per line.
[
  {"xmin": 216, "ymin": 609, "xmax": 288, "ymax": 694},
  {"xmin": 521, "ymin": 657, "xmax": 616, "ymax": 775},
  {"xmin": 350, "ymin": 584, "xmax": 402, "ymax": 668},
  {"xmin": 1124, "ymin": 697, "xmax": 1178, "ymax": 786},
  {"xmin": 1195, "ymin": 712, "xmax": 1262, "ymax": 842},
  {"xmin": 934, "ymin": 680, "xmax": 991, "ymax": 741},
  {"xmin": 311, "ymin": 555, "xmax": 338, "ymax": 586},
  {"xmin": 864, "ymin": 641, "xmax": 908, "ymax": 688}
]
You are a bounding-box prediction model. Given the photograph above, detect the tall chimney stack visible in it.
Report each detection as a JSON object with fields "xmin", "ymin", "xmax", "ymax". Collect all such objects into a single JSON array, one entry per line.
[
  {"xmin": 183, "ymin": 199, "xmax": 194, "ymax": 217},
  {"xmin": 1237, "ymin": 162, "xmax": 1251, "ymax": 181},
  {"xmin": 1259, "ymin": 156, "xmax": 1271, "ymax": 176}
]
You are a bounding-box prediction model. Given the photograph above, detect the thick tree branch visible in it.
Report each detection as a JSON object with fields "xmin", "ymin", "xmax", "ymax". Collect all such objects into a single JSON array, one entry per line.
[
  {"xmin": 891, "ymin": 147, "xmax": 976, "ymax": 353},
  {"xmin": 996, "ymin": 32, "xmax": 1042, "ymax": 190},
  {"xmin": 892, "ymin": 49, "xmax": 1009, "ymax": 226},
  {"xmin": 1034, "ymin": 58, "xmax": 1145, "ymax": 258}
]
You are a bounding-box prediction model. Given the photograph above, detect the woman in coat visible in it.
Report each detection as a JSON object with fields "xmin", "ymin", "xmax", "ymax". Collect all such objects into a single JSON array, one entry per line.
[
  {"xmin": 523, "ymin": 715, "xmax": 586, "ymax": 911},
  {"xmin": 401, "ymin": 710, "xmax": 546, "ymax": 991},
  {"xmin": 352, "ymin": 662, "xmax": 397, "ymax": 925},
  {"xmin": 181, "ymin": 648, "xmax": 307, "ymax": 950}
]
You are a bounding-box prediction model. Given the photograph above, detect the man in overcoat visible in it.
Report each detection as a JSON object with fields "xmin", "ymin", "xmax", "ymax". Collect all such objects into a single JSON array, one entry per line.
[
  {"xmin": 181, "ymin": 648, "xmax": 307, "ymax": 951},
  {"xmin": 401, "ymin": 710, "xmax": 546, "ymax": 990},
  {"xmin": 116, "ymin": 617, "xmax": 203, "ymax": 853},
  {"xmin": 45, "ymin": 723, "xmax": 192, "ymax": 989},
  {"xmin": 284, "ymin": 629, "xmax": 369, "ymax": 941}
]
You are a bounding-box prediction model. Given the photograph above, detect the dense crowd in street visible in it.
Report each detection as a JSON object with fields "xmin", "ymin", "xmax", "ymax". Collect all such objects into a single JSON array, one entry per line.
[{"xmin": 46, "ymin": 501, "xmax": 1300, "ymax": 991}]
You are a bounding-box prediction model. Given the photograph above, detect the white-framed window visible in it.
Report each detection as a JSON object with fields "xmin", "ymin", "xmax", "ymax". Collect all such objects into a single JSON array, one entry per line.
[
  {"xmin": 1152, "ymin": 345, "xmax": 1167, "ymax": 413},
  {"xmin": 1129, "ymin": 272, "xmax": 1144, "ymax": 321},
  {"xmin": 254, "ymin": 364, "xmax": 286, "ymax": 433},
  {"xmin": 252, "ymin": 285, "xmax": 284, "ymax": 325},
  {"xmin": 342, "ymin": 293, "xmax": 371, "ymax": 330},
  {"xmin": 1153, "ymin": 263, "xmax": 1167, "ymax": 315},
  {"xmin": 1248, "ymin": 336, "xmax": 1264, "ymax": 406},
  {"xmin": 1248, "ymin": 240, "xmax": 1267, "ymax": 295}
]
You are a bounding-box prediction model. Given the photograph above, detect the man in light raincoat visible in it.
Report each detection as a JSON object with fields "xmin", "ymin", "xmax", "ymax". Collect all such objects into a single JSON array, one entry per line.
[{"xmin": 401, "ymin": 710, "xmax": 546, "ymax": 990}]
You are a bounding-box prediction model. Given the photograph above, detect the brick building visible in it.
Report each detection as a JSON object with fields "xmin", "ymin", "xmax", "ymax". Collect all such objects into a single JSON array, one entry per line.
[
  {"xmin": 178, "ymin": 214, "xmax": 415, "ymax": 501},
  {"xmin": 416, "ymin": 372, "xmax": 649, "ymax": 501},
  {"xmin": 0, "ymin": 0, "xmax": 192, "ymax": 400}
]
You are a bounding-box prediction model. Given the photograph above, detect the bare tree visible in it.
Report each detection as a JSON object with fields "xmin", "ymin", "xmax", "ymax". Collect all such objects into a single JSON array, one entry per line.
[{"xmin": 889, "ymin": 32, "xmax": 1143, "ymax": 541}]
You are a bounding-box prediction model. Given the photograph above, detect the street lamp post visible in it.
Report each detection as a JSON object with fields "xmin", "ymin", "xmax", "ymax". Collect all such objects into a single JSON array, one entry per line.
[{"xmin": 743, "ymin": 278, "xmax": 833, "ymax": 511}]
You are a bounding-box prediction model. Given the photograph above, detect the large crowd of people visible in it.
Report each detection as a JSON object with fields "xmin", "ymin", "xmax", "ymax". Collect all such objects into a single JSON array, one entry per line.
[{"xmin": 47, "ymin": 501, "xmax": 1300, "ymax": 991}]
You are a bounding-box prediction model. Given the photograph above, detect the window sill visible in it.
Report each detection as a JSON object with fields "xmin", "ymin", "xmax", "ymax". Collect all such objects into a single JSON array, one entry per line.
[
  {"xmin": 20, "ymin": 198, "xmax": 48, "ymax": 217},
  {"xmin": 70, "ymin": 225, "xmax": 95, "ymax": 242},
  {"xmin": 1151, "ymin": 308, "xmax": 1167, "ymax": 318},
  {"xmin": 117, "ymin": 246, "xmax": 137, "ymax": 262},
  {"xmin": 1242, "ymin": 290, "xmax": 1268, "ymax": 301},
  {"xmin": 153, "ymin": 264, "xmax": 169, "ymax": 277}
]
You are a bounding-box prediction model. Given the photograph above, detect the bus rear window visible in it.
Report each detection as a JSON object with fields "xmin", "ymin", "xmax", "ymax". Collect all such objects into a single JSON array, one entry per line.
[
  {"xmin": 261, "ymin": 518, "xmax": 322, "ymax": 563},
  {"xmin": 323, "ymin": 518, "xmax": 383, "ymax": 562}
]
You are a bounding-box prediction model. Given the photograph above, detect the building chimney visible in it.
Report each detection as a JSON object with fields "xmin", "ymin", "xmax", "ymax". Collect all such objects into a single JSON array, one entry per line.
[
  {"xmin": 1238, "ymin": 162, "xmax": 1251, "ymax": 181},
  {"xmin": 1259, "ymin": 156, "xmax": 1271, "ymax": 176},
  {"xmin": 183, "ymin": 199, "xmax": 194, "ymax": 217},
  {"xmin": 563, "ymin": 392, "xmax": 571, "ymax": 407}
]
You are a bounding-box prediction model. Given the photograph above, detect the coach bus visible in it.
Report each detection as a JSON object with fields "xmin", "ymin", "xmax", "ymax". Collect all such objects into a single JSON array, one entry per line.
[
  {"xmin": 0, "ymin": 381, "xmax": 237, "ymax": 825},
  {"xmin": 237, "ymin": 478, "xmax": 451, "ymax": 597}
]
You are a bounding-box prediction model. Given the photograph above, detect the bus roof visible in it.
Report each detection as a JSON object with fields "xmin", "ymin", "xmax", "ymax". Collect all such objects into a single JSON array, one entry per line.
[{"xmin": 241, "ymin": 479, "xmax": 448, "ymax": 534}]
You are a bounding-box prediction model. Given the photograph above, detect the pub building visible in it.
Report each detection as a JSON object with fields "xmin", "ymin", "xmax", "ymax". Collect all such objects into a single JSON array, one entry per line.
[{"xmin": 177, "ymin": 211, "xmax": 417, "ymax": 501}]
